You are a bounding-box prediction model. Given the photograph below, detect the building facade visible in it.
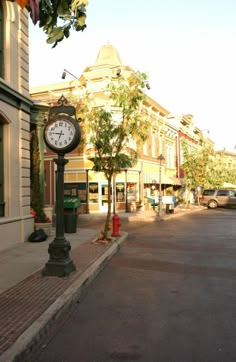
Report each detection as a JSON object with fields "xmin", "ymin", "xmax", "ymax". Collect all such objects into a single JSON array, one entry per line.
[
  {"xmin": 31, "ymin": 44, "xmax": 212, "ymax": 214},
  {"xmin": 0, "ymin": 1, "xmax": 34, "ymax": 248},
  {"xmin": 30, "ymin": 44, "xmax": 212, "ymax": 214}
]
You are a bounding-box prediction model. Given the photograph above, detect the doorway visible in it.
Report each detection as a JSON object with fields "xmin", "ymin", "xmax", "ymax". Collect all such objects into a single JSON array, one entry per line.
[{"xmin": 100, "ymin": 184, "xmax": 112, "ymax": 212}]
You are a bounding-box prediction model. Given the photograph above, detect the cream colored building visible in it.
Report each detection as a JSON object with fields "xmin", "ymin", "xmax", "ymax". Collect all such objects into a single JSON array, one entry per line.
[
  {"xmin": 30, "ymin": 44, "xmax": 214, "ymax": 213},
  {"xmin": 0, "ymin": 2, "xmax": 33, "ymax": 248},
  {"xmin": 30, "ymin": 44, "xmax": 185, "ymax": 213},
  {"xmin": 0, "ymin": 2, "xmax": 218, "ymax": 250},
  {"xmin": 215, "ymin": 148, "xmax": 236, "ymax": 172}
]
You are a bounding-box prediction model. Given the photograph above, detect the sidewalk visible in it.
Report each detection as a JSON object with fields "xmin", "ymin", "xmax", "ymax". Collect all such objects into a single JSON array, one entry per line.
[{"xmin": 0, "ymin": 204, "xmax": 204, "ymax": 361}]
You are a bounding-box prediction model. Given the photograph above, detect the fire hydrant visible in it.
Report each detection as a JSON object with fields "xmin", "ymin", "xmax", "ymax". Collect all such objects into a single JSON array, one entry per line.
[{"xmin": 112, "ymin": 214, "xmax": 121, "ymax": 237}]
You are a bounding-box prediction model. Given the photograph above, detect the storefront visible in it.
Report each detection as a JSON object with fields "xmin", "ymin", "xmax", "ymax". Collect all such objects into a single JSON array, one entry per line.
[{"xmin": 62, "ymin": 169, "xmax": 141, "ymax": 214}]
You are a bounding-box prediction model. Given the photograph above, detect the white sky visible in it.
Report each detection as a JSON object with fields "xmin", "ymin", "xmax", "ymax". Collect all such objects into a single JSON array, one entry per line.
[{"xmin": 29, "ymin": 0, "xmax": 236, "ymax": 150}]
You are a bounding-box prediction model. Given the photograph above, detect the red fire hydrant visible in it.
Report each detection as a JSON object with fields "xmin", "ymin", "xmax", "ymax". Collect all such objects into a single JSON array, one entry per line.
[{"xmin": 112, "ymin": 214, "xmax": 121, "ymax": 237}]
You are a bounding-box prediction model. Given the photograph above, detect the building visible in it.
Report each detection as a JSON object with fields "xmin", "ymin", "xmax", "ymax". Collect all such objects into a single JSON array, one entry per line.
[
  {"xmin": 167, "ymin": 114, "xmax": 214, "ymax": 179},
  {"xmin": 0, "ymin": 1, "xmax": 34, "ymax": 248},
  {"xmin": 0, "ymin": 3, "xmax": 219, "ymax": 250},
  {"xmin": 215, "ymin": 148, "xmax": 236, "ymax": 185},
  {"xmin": 215, "ymin": 148, "xmax": 236, "ymax": 170},
  {"xmin": 30, "ymin": 44, "xmax": 188, "ymax": 213},
  {"xmin": 30, "ymin": 44, "xmax": 213, "ymax": 214}
]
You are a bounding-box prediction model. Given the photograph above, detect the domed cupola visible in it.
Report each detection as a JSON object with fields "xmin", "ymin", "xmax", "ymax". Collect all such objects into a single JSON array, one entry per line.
[{"xmin": 95, "ymin": 44, "xmax": 122, "ymax": 66}]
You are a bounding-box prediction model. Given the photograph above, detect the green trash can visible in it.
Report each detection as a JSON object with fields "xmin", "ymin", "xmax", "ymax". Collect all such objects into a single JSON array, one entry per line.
[
  {"xmin": 63, "ymin": 197, "xmax": 81, "ymax": 233},
  {"xmin": 64, "ymin": 213, "xmax": 78, "ymax": 233}
]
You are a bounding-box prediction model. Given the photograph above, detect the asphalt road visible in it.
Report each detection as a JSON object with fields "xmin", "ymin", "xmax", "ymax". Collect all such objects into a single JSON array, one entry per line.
[{"xmin": 36, "ymin": 208, "xmax": 236, "ymax": 362}]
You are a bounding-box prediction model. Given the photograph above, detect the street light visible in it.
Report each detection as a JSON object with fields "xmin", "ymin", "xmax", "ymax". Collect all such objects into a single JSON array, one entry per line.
[
  {"xmin": 157, "ymin": 154, "xmax": 165, "ymax": 217},
  {"xmin": 125, "ymin": 169, "xmax": 129, "ymax": 213},
  {"xmin": 61, "ymin": 69, "xmax": 78, "ymax": 80}
]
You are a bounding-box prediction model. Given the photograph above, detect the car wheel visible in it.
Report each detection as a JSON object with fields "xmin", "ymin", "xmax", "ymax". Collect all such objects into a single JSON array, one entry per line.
[{"xmin": 208, "ymin": 200, "xmax": 218, "ymax": 209}]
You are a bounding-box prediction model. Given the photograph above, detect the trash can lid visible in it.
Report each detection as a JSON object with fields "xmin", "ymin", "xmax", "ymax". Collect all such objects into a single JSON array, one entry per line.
[{"xmin": 64, "ymin": 197, "xmax": 81, "ymax": 209}]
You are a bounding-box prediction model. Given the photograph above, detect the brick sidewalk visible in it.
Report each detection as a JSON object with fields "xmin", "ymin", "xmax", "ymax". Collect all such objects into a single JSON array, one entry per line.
[
  {"xmin": 0, "ymin": 205, "xmax": 204, "ymax": 361},
  {"xmin": 0, "ymin": 235, "xmax": 127, "ymax": 361}
]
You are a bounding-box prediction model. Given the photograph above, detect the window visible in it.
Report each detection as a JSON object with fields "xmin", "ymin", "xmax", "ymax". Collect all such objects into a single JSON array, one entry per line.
[
  {"xmin": 202, "ymin": 190, "xmax": 215, "ymax": 196},
  {"xmin": 89, "ymin": 183, "xmax": 98, "ymax": 203},
  {"xmin": 0, "ymin": 1, "xmax": 3, "ymax": 78},
  {"xmin": 127, "ymin": 183, "xmax": 137, "ymax": 201},
  {"xmin": 127, "ymin": 136, "xmax": 136, "ymax": 151},
  {"xmin": 165, "ymin": 143, "xmax": 174, "ymax": 168},
  {"xmin": 217, "ymin": 190, "xmax": 228, "ymax": 196},
  {"xmin": 143, "ymin": 141, "xmax": 148, "ymax": 155},
  {"xmin": 151, "ymin": 132, "xmax": 156, "ymax": 157},
  {"xmin": 116, "ymin": 183, "xmax": 124, "ymax": 202}
]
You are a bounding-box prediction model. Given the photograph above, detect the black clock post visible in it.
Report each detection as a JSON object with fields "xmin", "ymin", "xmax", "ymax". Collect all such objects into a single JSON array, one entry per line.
[{"xmin": 42, "ymin": 95, "xmax": 81, "ymax": 277}]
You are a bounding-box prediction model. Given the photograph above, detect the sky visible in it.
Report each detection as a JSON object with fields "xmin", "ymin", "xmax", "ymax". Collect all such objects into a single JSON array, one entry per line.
[{"xmin": 29, "ymin": 0, "xmax": 236, "ymax": 150}]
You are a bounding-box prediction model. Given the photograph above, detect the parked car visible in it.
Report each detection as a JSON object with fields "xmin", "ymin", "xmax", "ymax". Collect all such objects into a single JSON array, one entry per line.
[{"xmin": 200, "ymin": 189, "xmax": 236, "ymax": 209}]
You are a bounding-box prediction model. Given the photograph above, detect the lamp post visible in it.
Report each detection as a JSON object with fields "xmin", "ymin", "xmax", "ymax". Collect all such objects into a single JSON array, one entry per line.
[
  {"xmin": 157, "ymin": 154, "xmax": 165, "ymax": 217},
  {"xmin": 138, "ymin": 171, "xmax": 141, "ymax": 204},
  {"xmin": 61, "ymin": 69, "xmax": 78, "ymax": 80},
  {"xmin": 125, "ymin": 169, "xmax": 129, "ymax": 213},
  {"xmin": 113, "ymin": 174, "xmax": 116, "ymax": 215},
  {"xmin": 86, "ymin": 169, "xmax": 89, "ymax": 214}
]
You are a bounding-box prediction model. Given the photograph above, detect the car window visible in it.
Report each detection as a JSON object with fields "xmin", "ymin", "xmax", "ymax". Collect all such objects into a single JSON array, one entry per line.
[
  {"xmin": 203, "ymin": 190, "xmax": 215, "ymax": 196},
  {"xmin": 217, "ymin": 190, "xmax": 229, "ymax": 196}
]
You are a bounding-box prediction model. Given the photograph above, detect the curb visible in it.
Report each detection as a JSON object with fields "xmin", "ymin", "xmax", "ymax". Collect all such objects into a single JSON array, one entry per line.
[{"xmin": 0, "ymin": 232, "xmax": 128, "ymax": 362}]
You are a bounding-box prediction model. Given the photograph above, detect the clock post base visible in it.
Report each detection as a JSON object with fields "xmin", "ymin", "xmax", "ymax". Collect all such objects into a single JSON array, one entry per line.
[
  {"xmin": 42, "ymin": 238, "xmax": 76, "ymax": 277},
  {"xmin": 42, "ymin": 259, "xmax": 76, "ymax": 277}
]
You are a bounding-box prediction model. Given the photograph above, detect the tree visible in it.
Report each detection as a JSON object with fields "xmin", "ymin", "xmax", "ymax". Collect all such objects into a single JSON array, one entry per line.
[
  {"xmin": 30, "ymin": 130, "xmax": 49, "ymax": 223},
  {"xmin": 181, "ymin": 140, "xmax": 226, "ymax": 204},
  {"xmin": 9, "ymin": 0, "xmax": 88, "ymax": 47},
  {"xmin": 216, "ymin": 151, "xmax": 236, "ymax": 185},
  {"xmin": 76, "ymin": 71, "xmax": 151, "ymax": 240}
]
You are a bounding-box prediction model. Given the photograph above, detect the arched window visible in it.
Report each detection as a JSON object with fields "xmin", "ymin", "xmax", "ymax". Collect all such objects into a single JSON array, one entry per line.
[{"xmin": 0, "ymin": 0, "xmax": 3, "ymax": 78}]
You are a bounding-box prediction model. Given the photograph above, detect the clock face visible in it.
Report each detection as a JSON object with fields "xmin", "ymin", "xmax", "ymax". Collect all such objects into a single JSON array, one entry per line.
[{"xmin": 44, "ymin": 118, "xmax": 77, "ymax": 152}]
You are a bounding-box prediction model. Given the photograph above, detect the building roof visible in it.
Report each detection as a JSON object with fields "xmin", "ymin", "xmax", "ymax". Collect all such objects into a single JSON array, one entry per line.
[{"xmin": 95, "ymin": 44, "xmax": 122, "ymax": 66}]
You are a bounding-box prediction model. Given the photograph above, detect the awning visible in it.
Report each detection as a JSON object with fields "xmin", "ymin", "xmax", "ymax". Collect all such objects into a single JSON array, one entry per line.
[
  {"xmin": 170, "ymin": 177, "xmax": 182, "ymax": 186},
  {"xmin": 144, "ymin": 172, "xmax": 181, "ymax": 185}
]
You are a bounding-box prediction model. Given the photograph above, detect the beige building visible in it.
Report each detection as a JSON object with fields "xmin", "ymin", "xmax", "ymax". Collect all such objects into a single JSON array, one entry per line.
[
  {"xmin": 0, "ymin": 2, "xmax": 219, "ymax": 249},
  {"xmin": 30, "ymin": 44, "xmax": 187, "ymax": 213},
  {"xmin": 0, "ymin": 2, "xmax": 33, "ymax": 248},
  {"xmin": 215, "ymin": 148, "xmax": 236, "ymax": 172}
]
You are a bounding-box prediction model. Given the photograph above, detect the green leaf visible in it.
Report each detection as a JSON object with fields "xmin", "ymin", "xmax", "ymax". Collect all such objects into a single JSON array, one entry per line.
[
  {"xmin": 76, "ymin": 14, "xmax": 86, "ymax": 26},
  {"xmin": 57, "ymin": 0, "xmax": 70, "ymax": 16},
  {"xmin": 46, "ymin": 27, "xmax": 64, "ymax": 44},
  {"xmin": 71, "ymin": 0, "xmax": 89, "ymax": 12}
]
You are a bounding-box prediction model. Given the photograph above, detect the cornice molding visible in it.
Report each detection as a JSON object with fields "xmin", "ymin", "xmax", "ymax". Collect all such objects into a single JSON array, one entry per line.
[{"xmin": 0, "ymin": 79, "xmax": 33, "ymax": 114}]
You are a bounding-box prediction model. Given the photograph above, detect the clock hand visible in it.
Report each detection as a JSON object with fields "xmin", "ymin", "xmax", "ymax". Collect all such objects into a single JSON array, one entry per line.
[
  {"xmin": 57, "ymin": 131, "xmax": 64, "ymax": 141},
  {"xmin": 50, "ymin": 131, "xmax": 64, "ymax": 137}
]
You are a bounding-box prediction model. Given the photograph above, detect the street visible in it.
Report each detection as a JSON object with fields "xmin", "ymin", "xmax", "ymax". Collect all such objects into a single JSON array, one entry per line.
[{"xmin": 35, "ymin": 208, "xmax": 236, "ymax": 362}]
